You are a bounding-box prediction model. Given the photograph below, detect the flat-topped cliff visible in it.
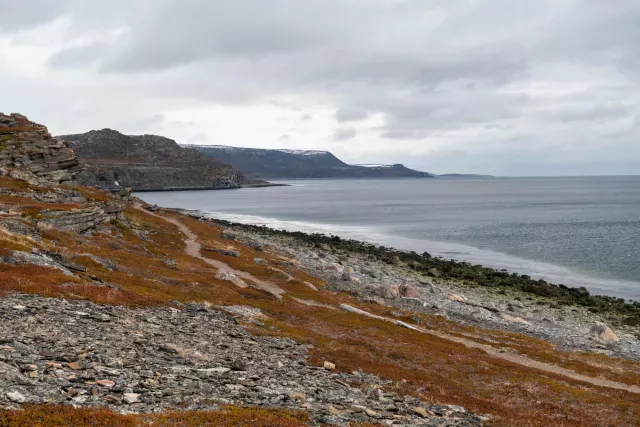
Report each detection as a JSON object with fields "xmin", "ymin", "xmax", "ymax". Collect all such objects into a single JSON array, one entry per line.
[
  {"xmin": 60, "ymin": 130, "xmax": 248, "ymax": 191},
  {"xmin": 184, "ymin": 145, "xmax": 433, "ymax": 179}
]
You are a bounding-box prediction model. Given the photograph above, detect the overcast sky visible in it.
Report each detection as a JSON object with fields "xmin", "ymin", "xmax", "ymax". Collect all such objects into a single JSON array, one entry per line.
[{"xmin": 1, "ymin": 1, "xmax": 639, "ymax": 176}]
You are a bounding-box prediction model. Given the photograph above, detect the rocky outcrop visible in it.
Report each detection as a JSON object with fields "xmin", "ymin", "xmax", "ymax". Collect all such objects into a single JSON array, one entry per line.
[
  {"xmin": 0, "ymin": 113, "xmax": 80, "ymax": 184},
  {"xmin": 37, "ymin": 201, "xmax": 127, "ymax": 234},
  {"xmin": 183, "ymin": 145, "xmax": 433, "ymax": 179},
  {"xmin": 0, "ymin": 250, "xmax": 86, "ymax": 276},
  {"xmin": 60, "ymin": 130, "xmax": 248, "ymax": 191}
]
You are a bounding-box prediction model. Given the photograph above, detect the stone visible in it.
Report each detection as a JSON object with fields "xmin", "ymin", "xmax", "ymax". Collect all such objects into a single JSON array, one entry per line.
[
  {"xmin": 288, "ymin": 392, "xmax": 306, "ymax": 402},
  {"xmin": 323, "ymin": 361, "xmax": 336, "ymax": 370},
  {"xmin": 205, "ymin": 248, "xmax": 241, "ymax": 257},
  {"xmin": 230, "ymin": 360, "xmax": 247, "ymax": 371},
  {"xmin": 510, "ymin": 300, "xmax": 525, "ymax": 309},
  {"xmin": 245, "ymin": 240, "xmax": 264, "ymax": 251},
  {"xmin": 374, "ymin": 286, "xmax": 399, "ymax": 300},
  {"xmin": 6, "ymin": 391, "xmax": 26, "ymax": 403},
  {"xmin": 448, "ymin": 294, "xmax": 468, "ymax": 303},
  {"xmin": 500, "ymin": 313, "xmax": 531, "ymax": 326},
  {"xmin": 222, "ymin": 305, "xmax": 267, "ymax": 320},
  {"xmin": 590, "ymin": 322, "xmax": 619, "ymax": 342},
  {"xmin": 123, "ymin": 393, "xmax": 141, "ymax": 404},
  {"xmin": 325, "ymin": 263, "xmax": 344, "ymax": 273},
  {"xmin": 163, "ymin": 259, "xmax": 178, "ymax": 269},
  {"xmin": 414, "ymin": 407, "xmax": 429, "ymax": 418},
  {"xmin": 389, "ymin": 284, "xmax": 401, "ymax": 298},
  {"xmin": 96, "ymin": 379, "xmax": 115, "ymax": 388},
  {"xmin": 427, "ymin": 268, "xmax": 441, "ymax": 278},
  {"xmin": 341, "ymin": 271, "xmax": 360, "ymax": 282},
  {"xmin": 67, "ymin": 362, "xmax": 81, "ymax": 370},
  {"xmin": 400, "ymin": 284, "xmax": 420, "ymax": 298},
  {"xmin": 221, "ymin": 231, "xmax": 238, "ymax": 240},
  {"xmin": 215, "ymin": 269, "xmax": 248, "ymax": 288},
  {"xmin": 253, "ymin": 258, "xmax": 265, "ymax": 265},
  {"xmin": 365, "ymin": 408, "xmax": 379, "ymax": 417}
]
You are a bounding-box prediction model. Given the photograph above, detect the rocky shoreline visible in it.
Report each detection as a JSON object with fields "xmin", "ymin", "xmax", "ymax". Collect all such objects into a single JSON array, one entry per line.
[{"xmin": 196, "ymin": 214, "xmax": 640, "ymax": 362}]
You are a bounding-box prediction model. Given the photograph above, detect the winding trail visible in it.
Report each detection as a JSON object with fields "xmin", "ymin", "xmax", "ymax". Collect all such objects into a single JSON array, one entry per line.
[
  {"xmin": 340, "ymin": 304, "xmax": 640, "ymax": 394},
  {"xmin": 135, "ymin": 204, "xmax": 639, "ymax": 395},
  {"xmin": 134, "ymin": 204, "xmax": 284, "ymax": 297}
]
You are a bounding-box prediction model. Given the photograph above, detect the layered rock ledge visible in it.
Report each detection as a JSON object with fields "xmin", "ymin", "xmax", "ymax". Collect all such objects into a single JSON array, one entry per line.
[{"xmin": 0, "ymin": 113, "xmax": 80, "ymax": 184}]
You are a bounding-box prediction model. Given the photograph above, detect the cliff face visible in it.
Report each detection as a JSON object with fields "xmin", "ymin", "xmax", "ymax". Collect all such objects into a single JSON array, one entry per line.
[
  {"xmin": 184, "ymin": 145, "xmax": 433, "ymax": 179},
  {"xmin": 0, "ymin": 113, "xmax": 80, "ymax": 184},
  {"xmin": 0, "ymin": 113, "xmax": 127, "ymax": 234},
  {"xmin": 60, "ymin": 130, "xmax": 247, "ymax": 191}
]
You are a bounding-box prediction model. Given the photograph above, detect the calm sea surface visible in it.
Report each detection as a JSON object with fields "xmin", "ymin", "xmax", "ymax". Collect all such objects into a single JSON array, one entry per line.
[{"xmin": 136, "ymin": 176, "xmax": 640, "ymax": 300}]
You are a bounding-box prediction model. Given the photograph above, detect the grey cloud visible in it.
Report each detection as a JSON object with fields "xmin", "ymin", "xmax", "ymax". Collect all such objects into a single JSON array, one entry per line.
[
  {"xmin": 540, "ymin": 103, "xmax": 633, "ymax": 123},
  {"xmin": 0, "ymin": 0, "xmax": 71, "ymax": 33},
  {"xmin": 333, "ymin": 127, "xmax": 357, "ymax": 141},
  {"xmin": 336, "ymin": 105, "xmax": 370, "ymax": 122},
  {"xmin": 49, "ymin": 43, "xmax": 108, "ymax": 68},
  {"xmin": 4, "ymin": 0, "xmax": 640, "ymax": 175}
]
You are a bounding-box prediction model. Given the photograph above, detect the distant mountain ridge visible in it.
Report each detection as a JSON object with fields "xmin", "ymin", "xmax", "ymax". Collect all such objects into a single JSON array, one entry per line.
[
  {"xmin": 59, "ymin": 130, "xmax": 251, "ymax": 191},
  {"xmin": 183, "ymin": 145, "xmax": 433, "ymax": 179}
]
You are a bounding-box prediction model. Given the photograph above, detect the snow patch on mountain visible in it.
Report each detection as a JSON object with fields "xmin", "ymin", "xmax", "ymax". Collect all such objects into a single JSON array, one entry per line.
[{"xmin": 182, "ymin": 144, "xmax": 328, "ymax": 156}]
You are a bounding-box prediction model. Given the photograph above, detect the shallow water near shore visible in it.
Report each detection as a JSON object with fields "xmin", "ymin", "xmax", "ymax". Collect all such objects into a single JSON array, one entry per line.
[{"xmin": 136, "ymin": 176, "xmax": 640, "ymax": 300}]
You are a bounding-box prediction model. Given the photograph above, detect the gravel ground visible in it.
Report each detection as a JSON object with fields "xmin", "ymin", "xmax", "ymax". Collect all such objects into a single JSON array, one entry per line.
[{"xmin": 0, "ymin": 294, "xmax": 485, "ymax": 426}]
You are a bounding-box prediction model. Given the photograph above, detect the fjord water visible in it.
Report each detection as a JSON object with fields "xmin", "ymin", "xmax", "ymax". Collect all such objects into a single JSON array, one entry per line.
[{"xmin": 137, "ymin": 176, "xmax": 640, "ymax": 300}]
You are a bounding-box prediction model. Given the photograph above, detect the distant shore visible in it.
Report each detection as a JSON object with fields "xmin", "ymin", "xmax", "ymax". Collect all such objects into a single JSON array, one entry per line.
[{"xmin": 130, "ymin": 183, "xmax": 288, "ymax": 192}]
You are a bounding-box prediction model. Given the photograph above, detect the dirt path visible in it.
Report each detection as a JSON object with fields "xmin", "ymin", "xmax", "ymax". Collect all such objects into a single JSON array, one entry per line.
[
  {"xmin": 340, "ymin": 304, "xmax": 640, "ymax": 394},
  {"xmin": 134, "ymin": 205, "xmax": 284, "ymax": 297}
]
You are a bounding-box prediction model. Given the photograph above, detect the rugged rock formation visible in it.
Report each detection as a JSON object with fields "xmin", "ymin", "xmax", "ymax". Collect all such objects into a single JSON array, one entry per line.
[
  {"xmin": 0, "ymin": 113, "xmax": 80, "ymax": 184},
  {"xmin": 60, "ymin": 130, "xmax": 248, "ymax": 191},
  {"xmin": 183, "ymin": 145, "xmax": 433, "ymax": 179},
  {"xmin": 37, "ymin": 201, "xmax": 127, "ymax": 234},
  {"xmin": 0, "ymin": 114, "xmax": 128, "ymax": 235}
]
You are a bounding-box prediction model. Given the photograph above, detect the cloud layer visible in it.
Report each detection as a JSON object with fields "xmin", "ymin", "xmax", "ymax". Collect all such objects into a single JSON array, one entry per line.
[{"xmin": 1, "ymin": 0, "xmax": 639, "ymax": 175}]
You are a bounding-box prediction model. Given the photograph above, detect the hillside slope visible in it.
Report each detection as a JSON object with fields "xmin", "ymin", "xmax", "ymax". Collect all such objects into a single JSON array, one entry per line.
[
  {"xmin": 184, "ymin": 145, "xmax": 432, "ymax": 179},
  {"xmin": 60, "ymin": 130, "xmax": 248, "ymax": 191},
  {"xmin": 0, "ymin": 114, "xmax": 639, "ymax": 426}
]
